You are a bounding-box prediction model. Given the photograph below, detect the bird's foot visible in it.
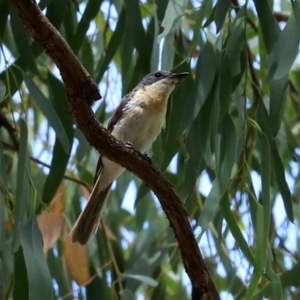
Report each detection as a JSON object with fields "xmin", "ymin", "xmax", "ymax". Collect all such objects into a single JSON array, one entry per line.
[{"xmin": 144, "ymin": 153, "xmax": 152, "ymax": 164}]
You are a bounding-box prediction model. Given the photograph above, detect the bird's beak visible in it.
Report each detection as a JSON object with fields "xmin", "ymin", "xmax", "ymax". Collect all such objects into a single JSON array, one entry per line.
[{"xmin": 168, "ymin": 72, "xmax": 189, "ymax": 80}]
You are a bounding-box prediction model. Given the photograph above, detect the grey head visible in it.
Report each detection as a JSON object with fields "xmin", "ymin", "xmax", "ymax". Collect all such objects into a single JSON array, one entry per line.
[{"xmin": 136, "ymin": 70, "xmax": 189, "ymax": 89}]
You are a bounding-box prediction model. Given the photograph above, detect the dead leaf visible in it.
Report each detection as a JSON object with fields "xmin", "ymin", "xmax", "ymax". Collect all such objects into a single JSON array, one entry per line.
[
  {"xmin": 63, "ymin": 235, "xmax": 91, "ymax": 286},
  {"xmin": 37, "ymin": 184, "xmax": 65, "ymax": 255}
]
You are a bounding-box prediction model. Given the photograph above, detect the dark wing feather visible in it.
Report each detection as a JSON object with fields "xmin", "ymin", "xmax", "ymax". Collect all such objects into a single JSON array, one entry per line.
[{"xmin": 93, "ymin": 91, "xmax": 136, "ymax": 184}]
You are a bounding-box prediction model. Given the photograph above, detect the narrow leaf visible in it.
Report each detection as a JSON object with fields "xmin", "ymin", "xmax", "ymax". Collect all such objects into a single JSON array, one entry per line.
[
  {"xmin": 253, "ymin": 0, "xmax": 279, "ymax": 54},
  {"xmin": 226, "ymin": 8, "xmax": 245, "ymax": 76},
  {"xmin": 0, "ymin": 80, "xmax": 6, "ymax": 100},
  {"xmin": 122, "ymin": 274, "xmax": 158, "ymax": 287},
  {"xmin": 12, "ymin": 119, "xmax": 30, "ymax": 252},
  {"xmin": 120, "ymin": 289, "xmax": 135, "ymax": 300},
  {"xmin": 41, "ymin": 73, "xmax": 74, "ymax": 207},
  {"xmin": 158, "ymin": 0, "xmax": 188, "ymax": 42},
  {"xmin": 292, "ymin": 0, "xmax": 300, "ymax": 30},
  {"xmin": 219, "ymin": 194, "xmax": 255, "ymax": 266},
  {"xmin": 96, "ymin": 9, "xmax": 126, "ymax": 82},
  {"xmin": 180, "ymin": 42, "xmax": 218, "ymax": 132},
  {"xmin": 10, "ymin": 4, "xmax": 39, "ymax": 74},
  {"xmin": 21, "ymin": 217, "xmax": 53, "ymax": 300},
  {"xmin": 246, "ymin": 188, "xmax": 264, "ymax": 300},
  {"xmin": 183, "ymin": 88, "xmax": 214, "ymax": 196},
  {"xmin": 269, "ymin": 13, "xmax": 300, "ymax": 81},
  {"xmin": 216, "ymin": 113, "xmax": 237, "ymax": 190},
  {"xmin": 269, "ymin": 76, "xmax": 288, "ymax": 137},
  {"xmin": 161, "ymin": 30, "xmax": 175, "ymax": 71},
  {"xmin": 23, "ymin": 73, "xmax": 70, "ymax": 153},
  {"xmin": 271, "ymin": 143, "xmax": 293, "ymax": 221},
  {"xmin": 73, "ymin": 0, "xmax": 103, "ymax": 54},
  {"xmin": 13, "ymin": 247, "xmax": 29, "ymax": 300},
  {"xmin": 214, "ymin": 0, "xmax": 231, "ymax": 33}
]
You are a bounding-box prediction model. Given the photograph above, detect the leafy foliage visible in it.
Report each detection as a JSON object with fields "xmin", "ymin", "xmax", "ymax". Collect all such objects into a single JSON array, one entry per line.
[{"xmin": 0, "ymin": 0, "xmax": 300, "ymax": 299}]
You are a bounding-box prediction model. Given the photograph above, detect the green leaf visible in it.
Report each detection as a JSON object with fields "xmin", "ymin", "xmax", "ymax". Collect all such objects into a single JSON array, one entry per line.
[
  {"xmin": 219, "ymin": 194, "xmax": 255, "ymax": 266},
  {"xmin": 253, "ymin": 0, "xmax": 279, "ymax": 54},
  {"xmin": 219, "ymin": 55, "xmax": 232, "ymax": 120},
  {"xmin": 269, "ymin": 13, "xmax": 300, "ymax": 81},
  {"xmin": 216, "ymin": 113, "xmax": 237, "ymax": 190},
  {"xmin": 199, "ymin": 113, "xmax": 236, "ymax": 231},
  {"xmin": 246, "ymin": 187, "xmax": 264, "ymax": 300},
  {"xmin": 258, "ymin": 130, "xmax": 271, "ymax": 264},
  {"xmin": 124, "ymin": 0, "xmax": 150, "ymax": 74},
  {"xmin": 12, "ymin": 119, "xmax": 30, "ymax": 252},
  {"xmin": 13, "ymin": 247, "xmax": 29, "ymax": 300},
  {"xmin": 292, "ymin": 0, "xmax": 300, "ymax": 30},
  {"xmin": 256, "ymin": 102, "xmax": 293, "ymax": 221},
  {"xmin": 180, "ymin": 42, "xmax": 218, "ymax": 132},
  {"xmin": 122, "ymin": 274, "xmax": 158, "ymax": 287},
  {"xmin": 161, "ymin": 30, "xmax": 175, "ymax": 71},
  {"xmin": 198, "ymin": 179, "xmax": 221, "ymax": 231},
  {"xmin": 157, "ymin": 0, "xmax": 188, "ymax": 42},
  {"xmin": 0, "ymin": 0, "xmax": 8, "ymax": 38},
  {"xmin": 45, "ymin": 0, "xmax": 68, "ymax": 29},
  {"xmin": 226, "ymin": 7, "xmax": 245, "ymax": 76},
  {"xmin": 214, "ymin": 0, "xmax": 231, "ymax": 33},
  {"xmin": 21, "ymin": 217, "xmax": 53, "ymax": 300},
  {"xmin": 0, "ymin": 80, "xmax": 6, "ymax": 100},
  {"xmin": 73, "ymin": 0, "xmax": 103, "ymax": 54},
  {"xmin": 40, "ymin": 74, "xmax": 74, "ymax": 208},
  {"xmin": 10, "ymin": 4, "xmax": 39, "ymax": 75},
  {"xmin": 96, "ymin": 8, "xmax": 126, "ymax": 82},
  {"xmin": 23, "ymin": 73, "xmax": 70, "ymax": 154},
  {"xmin": 259, "ymin": 262, "xmax": 300, "ymax": 297},
  {"xmin": 264, "ymin": 245, "xmax": 283, "ymax": 300},
  {"xmin": 149, "ymin": 15, "xmax": 160, "ymax": 71},
  {"xmin": 269, "ymin": 76, "xmax": 288, "ymax": 137},
  {"xmin": 120, "ymin": 289, "xmax": 135, "ymax": 300},
  {"xmin": 271, "ymin": 143, "xmax": 294, "ymax": 221},
  {"xmin": 183, "ymin": 88, "xmax": 214, "ymax": 196}
]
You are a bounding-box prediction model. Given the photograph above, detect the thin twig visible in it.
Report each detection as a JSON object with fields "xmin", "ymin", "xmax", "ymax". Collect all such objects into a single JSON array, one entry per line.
[{"xmin": 2, "ymin": 141, "xmax": 91, "ymax": 191}]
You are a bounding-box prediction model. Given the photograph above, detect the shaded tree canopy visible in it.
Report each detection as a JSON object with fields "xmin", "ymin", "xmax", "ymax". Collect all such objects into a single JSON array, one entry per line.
[{"xmin": 0, "ymin": 0, "xmax": 300, "ymax": 299}]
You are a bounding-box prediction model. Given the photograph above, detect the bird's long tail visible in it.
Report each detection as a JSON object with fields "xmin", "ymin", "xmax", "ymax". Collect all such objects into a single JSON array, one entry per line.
[{"xmin": 70, "ymin": 183, "xmax": 112, "ymax": 245}]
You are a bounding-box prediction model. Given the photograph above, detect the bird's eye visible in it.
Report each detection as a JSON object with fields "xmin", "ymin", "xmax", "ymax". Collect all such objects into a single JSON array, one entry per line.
[{"xmin": 155, "ymin": 72, "xmax": 161, "ymax": 78}]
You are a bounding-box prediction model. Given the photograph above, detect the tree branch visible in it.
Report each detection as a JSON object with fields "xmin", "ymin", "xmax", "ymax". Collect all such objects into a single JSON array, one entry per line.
[{"xmin": 10, "ymin": 0, "xmax": 220, "ymax": 298}]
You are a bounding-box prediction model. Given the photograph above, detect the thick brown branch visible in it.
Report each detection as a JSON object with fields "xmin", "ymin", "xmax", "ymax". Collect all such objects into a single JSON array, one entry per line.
[{"xmin": 10, "ymin": 0, "xmax": 220, "ymax": 299}]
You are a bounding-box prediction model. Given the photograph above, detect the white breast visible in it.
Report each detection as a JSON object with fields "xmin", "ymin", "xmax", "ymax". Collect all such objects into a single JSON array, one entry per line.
[{"xmin": 112, "ymin": 98, "xmax": 167, "ymax": 153}]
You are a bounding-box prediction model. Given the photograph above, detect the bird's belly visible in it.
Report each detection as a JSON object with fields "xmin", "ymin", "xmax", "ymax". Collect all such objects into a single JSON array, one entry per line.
[{"xmin": 113, "ymin": 106, "xmax": 165, "ymax": 153}]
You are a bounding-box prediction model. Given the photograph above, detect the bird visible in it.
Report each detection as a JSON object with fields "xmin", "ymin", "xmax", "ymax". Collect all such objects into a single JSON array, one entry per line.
[{"xmin": 70, "ymin": 70, "xmax": 189, "ymax": 245}]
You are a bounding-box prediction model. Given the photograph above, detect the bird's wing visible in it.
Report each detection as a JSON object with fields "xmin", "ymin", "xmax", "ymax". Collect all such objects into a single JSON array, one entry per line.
[{"xmin": 93, "ymin": 90, "xmax": 135, "ymax": 183}]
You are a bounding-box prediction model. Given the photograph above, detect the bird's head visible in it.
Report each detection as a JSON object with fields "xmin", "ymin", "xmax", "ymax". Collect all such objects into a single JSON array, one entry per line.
[{"xmin": 137, "ymin": 70, "xmax": 189, "ymax": 97}]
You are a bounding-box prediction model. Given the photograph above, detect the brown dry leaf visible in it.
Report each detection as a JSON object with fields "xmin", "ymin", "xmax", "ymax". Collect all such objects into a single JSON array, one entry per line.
[
  {"xmin": 63, "ymin": 234, "xmax": 91, "ymax": 286},
  {"xmin": 37, "ymin": 184, "xmax": 65, "ymax": 255}
]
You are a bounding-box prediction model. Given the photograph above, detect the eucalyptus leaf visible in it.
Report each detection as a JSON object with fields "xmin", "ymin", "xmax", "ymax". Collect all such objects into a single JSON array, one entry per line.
[
  {"xmin": 21, "ymin": 217, "xmax": 53, "ymax": 300},
  {"xmin": 23, "ymin": 73, "xmax": 70, "ymax": 154},
  {"xmin": 0, "ymin": 80, "xmax": 6, "ymax": 100},
  {"xmin": 157, "ymin": 0, "xmax": 188, "ymax": 42}
]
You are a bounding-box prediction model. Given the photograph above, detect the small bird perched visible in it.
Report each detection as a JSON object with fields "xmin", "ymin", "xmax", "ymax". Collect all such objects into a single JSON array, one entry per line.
[{"xmin": 70, "ymin": 70, "xmax": 189, "ymax": 245}]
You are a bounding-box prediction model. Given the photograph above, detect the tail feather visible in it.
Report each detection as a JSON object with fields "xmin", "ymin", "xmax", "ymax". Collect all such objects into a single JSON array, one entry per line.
[{"xmin": 70, "ymin": 183, "xmax": 112, "ymax": 245}]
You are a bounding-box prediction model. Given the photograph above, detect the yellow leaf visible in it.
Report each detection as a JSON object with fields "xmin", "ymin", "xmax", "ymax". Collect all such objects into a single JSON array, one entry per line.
[
  {"xmin": 37, "ymin": 184, "xmax": 65, "ymax": 255},
  {"xmin": 63, "ymin": 235, "xmax": 91, "ymax": 286}
]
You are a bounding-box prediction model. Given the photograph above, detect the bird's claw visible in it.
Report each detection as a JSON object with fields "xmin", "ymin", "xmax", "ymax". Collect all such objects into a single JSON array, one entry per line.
[{"xmin": 144, "ymin": 153, "xmax": 152, "ymax": 164}]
